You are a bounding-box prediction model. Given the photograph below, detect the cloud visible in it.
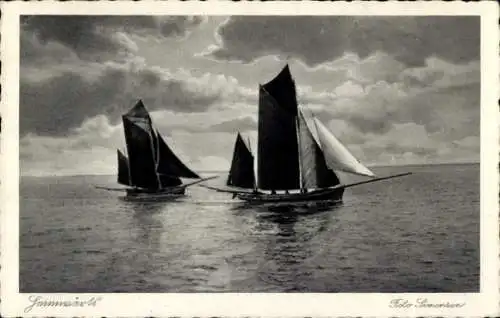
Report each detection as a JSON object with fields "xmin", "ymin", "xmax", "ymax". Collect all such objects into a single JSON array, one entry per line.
[
  {"xmin": 20, "ymin": 117, "xmax": 120, "ymax": 176},
  {"xmin": 304, "ymin": 51, "xmax": 406, "ymax": 84},
  {"xmin": 401, "ymin": 57, "xmax": 480, "ymax": 89},
  {"xmin": 145, "ymin": 106, "xmax": 257, "ymax": 134},
  {"xmin": 296, "ymin": 53, "xmax": 480, "ymax": 142},
  {"xmin": 157, "ymin": 16, "xmax": 206, "ymax": 38},
  {"xmin": 376, "ymin": 125, "xmax": 479, "ymax": 165},
  {"xmin": 309, "ymin": 80, "xmax": 479, "ymax": 139},
  {"xmin": 20, "ymin": 114, "xmax": 234, "ymax": 176},
  {"xmin": 205, "ymin": 16, "xmax": 479, "ymax": 67},
  {"xmin": 294, "ymin": 68, "xmax": 479, "ymax": 167},
  {"xmin": 20, "ymin": 60, "xmax": 225, "ymax": 136},
  {"xmin": 209, "ymin": 116, "xmax": 257, "ymax": 133},
  {"xmin": 20, "ymin": 31, "xmax": 78, "ymax": 67},
  {"xmin": 21, "ymin": 137, "xmax": 117, "ymax": 177},
  {"xmin": 321, "ymin": 120, "xmax": 479, "ymax": 166},
  {"xmin": 18, "ymin": 16, "xmax": 481, "ymax": 176},
  {"xmin": 21, "ymin": 16, "xmax": 205, "ymax": 63}
]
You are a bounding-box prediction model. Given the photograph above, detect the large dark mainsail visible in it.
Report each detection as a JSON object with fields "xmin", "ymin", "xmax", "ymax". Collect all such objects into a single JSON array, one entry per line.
[
  {"xmin": 227, "ymin": 133, "xmax": 255, "ymax": 189},
  {"xmin": 262, "ymin": 65, "xmax": 298, "ymax": 116},
  {"xmin": 257, "ymin": 65, "xmax": 301, "ymax": 190},
  {"xmin": 122, "ymin": 101, "xmax": 160, "ymax": 190}
]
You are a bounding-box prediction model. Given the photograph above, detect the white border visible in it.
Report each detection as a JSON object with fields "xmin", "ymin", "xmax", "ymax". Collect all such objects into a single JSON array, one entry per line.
[{"xmin": 1, "ymin": 1, "xmax": 499, "ymax": 317}]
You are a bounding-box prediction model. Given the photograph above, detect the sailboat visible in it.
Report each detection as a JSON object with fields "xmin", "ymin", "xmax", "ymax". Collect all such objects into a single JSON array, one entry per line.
[
  {"xmin": 97, "ymin": 100, "xmax": 214, "ymax": 201},
  {"xmin": 205, "ymin": 65, "xmax": 411, "ymax": 203}
]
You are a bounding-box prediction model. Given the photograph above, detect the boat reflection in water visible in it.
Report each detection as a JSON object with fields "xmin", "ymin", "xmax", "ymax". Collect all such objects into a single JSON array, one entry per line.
[
  {"xmin": 232, "ymin": 198, "xmax": 342, "ymax": 215},
  {"xmin": 231, "ymin": 200, "xmax": 338, "ymax": 291}
]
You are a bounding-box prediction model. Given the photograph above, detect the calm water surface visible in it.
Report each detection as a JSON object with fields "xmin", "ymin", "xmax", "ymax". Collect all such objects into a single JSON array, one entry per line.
[{"xmin": 20, "ymin": 164, "xmax": 479, "ymax": 292}]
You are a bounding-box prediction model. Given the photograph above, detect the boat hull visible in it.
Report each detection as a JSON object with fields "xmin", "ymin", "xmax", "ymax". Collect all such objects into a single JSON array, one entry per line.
[
  {"xmin": 236, "ymin": 187, "xmax": 344, "ymax": 204},
  {"xmin": 123, "ymin": 187, "xmax": 186, "ymax": 202}
]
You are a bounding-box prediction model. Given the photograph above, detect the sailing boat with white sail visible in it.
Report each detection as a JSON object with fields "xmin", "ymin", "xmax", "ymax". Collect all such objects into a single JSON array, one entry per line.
[
  {"xmin": 206, "ymin": 65, "xmax": 410, "ymax": 203},
  {"xmin": 97, "ymin": 100, "xmax": 214, "ymax": 201}
]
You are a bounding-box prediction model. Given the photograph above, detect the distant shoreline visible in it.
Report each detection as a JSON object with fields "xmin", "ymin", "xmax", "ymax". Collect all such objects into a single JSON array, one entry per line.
[{"xmin": 20, "ymin": 161, "xmax": 479, "ymax": 178}]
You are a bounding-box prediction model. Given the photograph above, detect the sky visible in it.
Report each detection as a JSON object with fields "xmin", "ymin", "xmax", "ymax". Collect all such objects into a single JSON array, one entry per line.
[{"xmin": 20, "ymin": 15, "xmax": 480, "ymax": 176}]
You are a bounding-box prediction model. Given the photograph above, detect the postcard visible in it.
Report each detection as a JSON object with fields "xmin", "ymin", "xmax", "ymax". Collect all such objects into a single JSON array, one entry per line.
[{"xmin": 1, "ymin": 1, "xmax": 498, "ymax": 317}]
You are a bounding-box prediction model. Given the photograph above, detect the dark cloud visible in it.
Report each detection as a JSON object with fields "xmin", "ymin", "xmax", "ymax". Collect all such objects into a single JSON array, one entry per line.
[
  {"xmin": 21, "ymin": 15, "xmax": 205, "ymax": 62},
  {"xmin": 20, "ymin": 32, "xmax": 77, "ymax": 65},
  {"xmin": 20, "ymin": 64, "xmax": 220, "ymax": 136},
  {"xmin": 158, "ymin": 16, "xmax": 205, "ymax": 37},
  {"xmin": 208, "ymin": 16, "xmax": 479, "ymax": 67}
]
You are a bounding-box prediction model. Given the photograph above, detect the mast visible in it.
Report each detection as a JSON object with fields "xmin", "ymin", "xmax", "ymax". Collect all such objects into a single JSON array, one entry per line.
[
  {"xmin": 151, "ymin": 129, "xmax": 162, "ymax": 188},
  {"xmin": 296, "ymin": 116, "xmax": 304, "ymax": 191}
]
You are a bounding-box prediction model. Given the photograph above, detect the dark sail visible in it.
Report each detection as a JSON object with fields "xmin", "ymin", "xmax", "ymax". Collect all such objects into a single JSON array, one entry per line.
[
  {"xmin": 117, "ymin": 149, "xmax": 131, "ymax": 186},
  {"xmin": 298, "ymin": 111, "xmax": 340, "ymax": 188},
  {"xmin": 156, "ymin": 132, "xmax": 200, "ymax": 179},
  {"xmin": 118, "ymin": 99, "xmax": 205, "ymax": 191},
  {"xmin": 122, "ymin": 101, "xmax": 160, "ymax": 190},
  {"xmin": 227, "ymin": 133, "xmax": 255, "ymax": 189},
  {"xmin": 257, "ymin": 65, "xmax": 300, "ymax": 190},
  {"xmin": 262, "ymin": 65, "xmax": 298, "ymax": 116},
  {"xmin": 159, "ymin": 174, "xmax": 182, "ymax": 187},
  {"xmin": 314, "ymin": 142, "xmax": 340, "ymax": 188}
]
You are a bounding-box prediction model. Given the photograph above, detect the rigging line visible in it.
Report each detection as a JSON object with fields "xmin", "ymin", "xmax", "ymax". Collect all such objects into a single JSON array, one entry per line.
[
  {"xmin": 126, "ymin": 149, "xmax": 132, "ymax": 187},
  {"xmin": 333, "ymin": 172, "xmax": 412, "ymax": 190},
  {"xmin": 146, "ymin": 120, "xmax": 161, "ymax": 189},
  {"xmin": 94, "ymin": 186, "xmax": 128, "ymax": 192},
  {"xmin": 178, "ymin": 176, "xmax": 218, "ymax": 189},
  {"xmin": 154, "ymin": 130, "xmax": 162, "ymax": 188}
]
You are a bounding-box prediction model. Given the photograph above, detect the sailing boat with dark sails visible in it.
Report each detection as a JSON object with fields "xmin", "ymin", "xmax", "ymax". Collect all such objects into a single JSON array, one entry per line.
[
  {"xmin": 98, "ymin": 100, "xmax": 213, "ymax": 201},
  {"xmin": 206, "ymin": 65, "xmax": 411, "ymax": 203}
]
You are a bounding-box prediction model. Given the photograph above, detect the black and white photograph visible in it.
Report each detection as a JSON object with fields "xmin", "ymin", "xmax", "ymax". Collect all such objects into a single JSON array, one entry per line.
[{"xmin": 1, "ymin": 1, "xmax": 498, "ymax": 317}]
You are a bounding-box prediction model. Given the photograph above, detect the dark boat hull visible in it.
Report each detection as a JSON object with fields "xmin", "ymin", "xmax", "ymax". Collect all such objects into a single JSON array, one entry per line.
[
  {"xmin": 236, "ymin": 187, "xmax": 344, "ymax": 204},
  {"xmin": 124, "ymin": 186, "xmax": 186, "ymax": 202}
]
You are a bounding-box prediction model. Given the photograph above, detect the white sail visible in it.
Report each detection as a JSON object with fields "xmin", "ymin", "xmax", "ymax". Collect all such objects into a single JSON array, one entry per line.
[{"xmin": 313, "ymin": 118, "xmax": 376, "ymax": 178}]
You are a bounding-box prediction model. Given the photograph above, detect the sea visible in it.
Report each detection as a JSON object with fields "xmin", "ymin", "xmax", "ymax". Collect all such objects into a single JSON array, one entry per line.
[{"xmin": 20, "ymin": 164, "xmax": 479, "ymax": 293}]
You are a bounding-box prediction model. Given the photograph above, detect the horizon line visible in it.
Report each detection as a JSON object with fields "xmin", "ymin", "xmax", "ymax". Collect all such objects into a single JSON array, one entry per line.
[{"xmin": 20, "ymin": 161, "xmax": 480, "ymax": 178}]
